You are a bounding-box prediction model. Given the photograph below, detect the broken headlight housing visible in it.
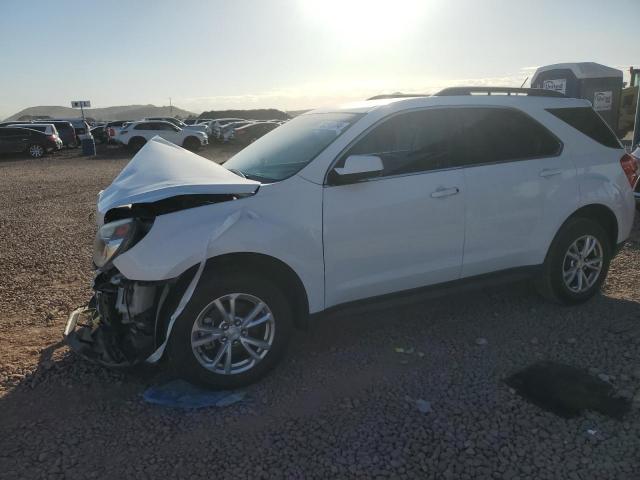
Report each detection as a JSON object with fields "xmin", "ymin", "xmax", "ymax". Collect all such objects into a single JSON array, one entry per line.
[{"xmin": 93, "ymin": 218, "xmax": 139, "ymax": 268}]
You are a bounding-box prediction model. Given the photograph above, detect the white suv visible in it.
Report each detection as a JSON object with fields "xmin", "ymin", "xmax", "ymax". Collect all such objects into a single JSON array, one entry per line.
[
  {"xmin": 116, "ymin": 120, "xmax": 208, "ymax": 151},
  {"xmin": 65, "ymin": 88, "xmax": 637, "ymax": 388}
]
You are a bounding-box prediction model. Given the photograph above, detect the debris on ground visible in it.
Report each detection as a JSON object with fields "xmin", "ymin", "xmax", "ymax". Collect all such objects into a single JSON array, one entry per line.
[{"xmin": 142, "ymin": 379, "xmax": 246, "ymax": 409}]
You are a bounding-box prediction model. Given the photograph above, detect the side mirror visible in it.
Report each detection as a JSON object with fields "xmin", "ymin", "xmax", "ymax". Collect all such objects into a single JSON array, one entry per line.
[{"xmin": 330, "ymin": 154, "xmax": 383, "ymax": 185}]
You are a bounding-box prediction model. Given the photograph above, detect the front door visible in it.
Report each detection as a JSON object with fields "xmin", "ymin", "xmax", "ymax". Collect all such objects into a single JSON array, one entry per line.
[{"xmin": 323, "ymin": 108, "xmax": 465, "ymax": 308}]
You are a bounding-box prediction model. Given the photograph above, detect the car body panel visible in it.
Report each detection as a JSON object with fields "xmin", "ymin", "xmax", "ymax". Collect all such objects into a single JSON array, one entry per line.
[
  {"xmin": 97, "ymin": 137, "xmax": 259, "ymax": 214},
  {"xmin": 323, "ymin": 169, "xmax": 465, "ymax": 307},
  {"xmin": 114, "ymin": 173, "xmax": 325, "ymax": 313}
]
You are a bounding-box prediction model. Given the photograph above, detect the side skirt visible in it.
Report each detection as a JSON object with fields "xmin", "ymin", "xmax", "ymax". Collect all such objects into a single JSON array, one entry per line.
[{"xmin": 310, "ymin": 266, "xmax": 542, "ymax": 322}]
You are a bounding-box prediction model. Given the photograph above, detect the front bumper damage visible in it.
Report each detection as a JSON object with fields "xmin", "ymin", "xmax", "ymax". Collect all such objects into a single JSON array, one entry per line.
[{"xmin": 64, "ymin": 269, "xmax": 179, "ymax": 367}]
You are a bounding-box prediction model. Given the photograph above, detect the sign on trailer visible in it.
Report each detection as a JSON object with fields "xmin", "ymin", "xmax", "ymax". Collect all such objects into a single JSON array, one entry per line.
[
  {"xmin": 541, "ymin": 79, "xmax": 566, "ymax": 94},
  {"xmin": 71, "ymin": 101, "xmax": 91, "ymax": 108}
]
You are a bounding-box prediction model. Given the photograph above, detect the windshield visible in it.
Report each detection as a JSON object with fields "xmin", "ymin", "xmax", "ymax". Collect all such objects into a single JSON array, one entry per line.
[{"xmin": 223, "ymin": 112, "xmax": 362, "ymax": 182}]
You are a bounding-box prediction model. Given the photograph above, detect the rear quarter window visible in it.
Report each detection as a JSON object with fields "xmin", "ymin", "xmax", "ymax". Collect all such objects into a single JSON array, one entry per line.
[
  {"xmin": 449, "ymin": 107, "xmax": 562, "ymax": 167},
  {"xmin": 546, "ymin": 107, "xmax": 621, "ymax": 149}
]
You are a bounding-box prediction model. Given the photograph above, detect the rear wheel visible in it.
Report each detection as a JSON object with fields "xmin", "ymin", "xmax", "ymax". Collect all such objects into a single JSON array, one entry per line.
[
  {"xmin": 27, "ymin": 144, "xmax": 45, "ymax": 158},
  {"xmin": 183, "ymin": 136, "xmax": 201, "ymax": 151},
  {"xmin": 128, "ymin": 137, "xmax": 146, "ymax": 152},
  {"xmin": 168, "ymin": 271, "xmax": 293, "ymax": 389},
  {"xmin": 536, "ymin": 217, "xmax": 611, "ymax": 304}
]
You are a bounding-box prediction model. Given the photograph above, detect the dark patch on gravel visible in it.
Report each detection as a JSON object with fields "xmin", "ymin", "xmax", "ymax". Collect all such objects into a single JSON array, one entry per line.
[{"xmin": 506, "ymin": 361, "xmax": 631, "ymax": 419}]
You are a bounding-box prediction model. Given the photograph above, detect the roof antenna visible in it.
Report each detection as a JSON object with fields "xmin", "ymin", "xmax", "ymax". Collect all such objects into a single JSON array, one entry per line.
[{"xmin": 520, "ymin": 76, "xmax": 529, "ymax": 88}]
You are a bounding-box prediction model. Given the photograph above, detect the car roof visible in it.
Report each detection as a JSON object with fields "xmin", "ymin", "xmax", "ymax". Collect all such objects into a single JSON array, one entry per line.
[{"xmin": 309, "ymin": 93, "xmax": 592, "ymax": 115}]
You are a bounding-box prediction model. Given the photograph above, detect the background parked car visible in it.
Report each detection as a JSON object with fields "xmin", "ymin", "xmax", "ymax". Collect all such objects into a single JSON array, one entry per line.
[
  {"xmin": 116, "ymin": 120, "xmax": 208, "ymax": 151},
  {"xmin": 0, "ymin": 127, "xmax": 62, "ymax": 158},
  {"xmin": 144, "ymin": 117, "xmax": 211, "ymax": 136},
  {"xmin": 0, "ymin": 120, "xmax": 77, "ymax": 148},
  {"xmin": 53, "ymin": 118, "xmax": 91, "ymax": 143},
  {"xmin": 91, "ymin": 126, "xmax": 108, "ymax": 144},
  {"xmin": 233, "ymin": 121, "xmax": 280, "ymax": 144},
  {"xmin": 104, "ymin": 120, "xmax": 132, "ymax": 144}
]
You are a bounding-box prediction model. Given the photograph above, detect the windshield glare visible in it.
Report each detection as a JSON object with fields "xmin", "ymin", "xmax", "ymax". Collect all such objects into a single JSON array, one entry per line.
[{"xmin": 223, "ymin": 112, "xmax": 362, "ymax": 182}]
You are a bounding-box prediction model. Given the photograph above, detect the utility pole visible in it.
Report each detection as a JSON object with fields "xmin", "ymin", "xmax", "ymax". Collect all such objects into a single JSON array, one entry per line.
[{"xmin": 169, "ymin": 97, "xmax": 173, "ymax": 117}]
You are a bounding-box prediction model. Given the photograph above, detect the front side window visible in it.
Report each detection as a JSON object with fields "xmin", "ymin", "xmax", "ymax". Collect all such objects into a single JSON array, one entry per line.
[
  {"xmin": 449, "ymin": 108, "xmax": 562, "ymax": 167},
  {"xmin": 342, "ymin": 109, "xmax": 455, "ymax": 177},
  {"xmin": 224, "ymin": 112, "xmax": 362, "ymax": 182}
]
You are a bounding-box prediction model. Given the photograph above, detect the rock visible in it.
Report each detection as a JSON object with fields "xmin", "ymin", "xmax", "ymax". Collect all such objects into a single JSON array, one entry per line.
[
  {"xmin": 416, "ymin": 399, "xmax": 432, "ymax": 414},
  {"xmin": 475, "ymin": 338, "xmax": 488, "ymax": 346},
  {"xmin": 597, "ymin": 373, "xmax": 611, "ymax": 382}
]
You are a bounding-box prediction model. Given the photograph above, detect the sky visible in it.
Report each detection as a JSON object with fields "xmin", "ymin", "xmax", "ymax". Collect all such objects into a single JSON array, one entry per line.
[{"xmin": 0, "ymin": 0, "xmax": 638, "ymax": 118}]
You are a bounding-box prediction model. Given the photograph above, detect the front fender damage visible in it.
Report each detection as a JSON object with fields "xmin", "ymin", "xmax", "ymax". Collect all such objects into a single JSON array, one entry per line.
[{"xmin": 64, "ymin": 208, "xmax": 247, "ymax": 367}]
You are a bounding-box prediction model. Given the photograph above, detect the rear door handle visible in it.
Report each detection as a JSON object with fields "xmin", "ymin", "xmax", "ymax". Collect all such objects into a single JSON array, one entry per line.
[
  {"xmin": 539, "ymin": 168, "xmax": 562, "ymax": 178},
  {"xmin": 430, "ymin": 187, "xmax": 460, "ymax": 198}
]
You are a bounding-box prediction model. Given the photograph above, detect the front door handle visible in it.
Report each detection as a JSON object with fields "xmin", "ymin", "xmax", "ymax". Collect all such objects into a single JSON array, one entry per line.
[
  {"xmin": 539, "ymin": 168, "xmax": 562, "ymax": 178},
  {"xmin": 430, "ymin": 187, "xmax": 460, "ymax": 198}
]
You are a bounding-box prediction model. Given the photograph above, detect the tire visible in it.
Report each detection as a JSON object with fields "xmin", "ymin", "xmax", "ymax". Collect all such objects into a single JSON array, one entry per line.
[
  {"xmin": 168, "ymin": 270, "xmax": 293, "ymax": 389},
  {"xmin": 183, "ymin": 136, "xmax": 201, "ymax": 151},
  {"xmin": 536, "ymin": 217, "xmax": 611, "ymax": 304},
  {"xmin": 128, "ymin": 137, "xmax": 146, "ymax": 152},
  {"xmin": 27, "ymin": 144, "xmax": 45, "ymax": 158}
]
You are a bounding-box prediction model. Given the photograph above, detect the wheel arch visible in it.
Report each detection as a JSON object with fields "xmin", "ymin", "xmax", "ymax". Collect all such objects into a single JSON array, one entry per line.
[
  {"xmin": 563, "ymin": 204, "xmax": 619, "ymax": 249},
  {"xmin": 201, "ymin": 252, "xmax": 310, "ymax": 330}
]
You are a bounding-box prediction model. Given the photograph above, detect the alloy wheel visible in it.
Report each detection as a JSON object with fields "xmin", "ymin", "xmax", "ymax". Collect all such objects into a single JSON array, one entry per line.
[
  {"xmin": 190, "ymin": 293, "xmax": 276, "ymax": 375},
  {"xmin": 562, "ymin": 235, "xmax": 603, "ymax": 293},
  {"xmin": 29, "ymin": 145, "xmax": 44, "ymax": 158}
]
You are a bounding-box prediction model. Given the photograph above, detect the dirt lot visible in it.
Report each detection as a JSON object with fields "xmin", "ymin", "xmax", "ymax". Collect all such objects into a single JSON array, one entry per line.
[{"xmin": 1, "ymin": 144, "xmax": 639, "ymax": 479}]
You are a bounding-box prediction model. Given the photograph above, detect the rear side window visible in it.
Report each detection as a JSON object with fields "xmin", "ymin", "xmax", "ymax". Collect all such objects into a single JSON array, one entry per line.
[
  {"xmin": 449, "ymin": 108, "xmax": 562, "ymax": 167},
  {"xmin": 134, "ymin": 123, "xmax": 150, "ymax": 130},
  {"xmin": 546, "ymin": 107, "xmax": 621, "ymax": 149},
  {"xmin": 346, "ymin": 109, "xmax": 455, "ymax": 176}
]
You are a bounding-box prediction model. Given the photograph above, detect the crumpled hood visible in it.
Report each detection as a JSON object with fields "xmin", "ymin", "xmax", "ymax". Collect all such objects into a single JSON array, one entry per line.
[{"xmin": 97, "ymin": 136, "xmax": 259, "ymax": 214}]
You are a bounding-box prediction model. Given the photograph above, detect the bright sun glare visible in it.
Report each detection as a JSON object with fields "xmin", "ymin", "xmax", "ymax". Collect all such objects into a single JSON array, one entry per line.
[{"xmin": 300, "ymin": 0, "xmax": 428, "ymax": 49}]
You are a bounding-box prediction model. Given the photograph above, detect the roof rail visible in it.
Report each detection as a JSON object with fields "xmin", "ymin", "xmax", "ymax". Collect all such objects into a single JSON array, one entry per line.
[
  {"xmin": 435, "ymin": 87, "xmax": 565, "ymax": 98},
  {"xmin": 367, "ymin": 93, "xmax": 429, "ymax": 100}
]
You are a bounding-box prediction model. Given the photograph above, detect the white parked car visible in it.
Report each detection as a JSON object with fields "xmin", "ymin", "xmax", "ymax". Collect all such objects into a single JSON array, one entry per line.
[
  {"xmin": 116, "ymin": 120, "xmax": 208, "ymax": 151},
  {"xmin": 65, "ymin": 88, "xmax": 637, "ymax": 388},
  {"xmin": 144, "ymin": 117, "xmax": 211, "ymax": 136}
]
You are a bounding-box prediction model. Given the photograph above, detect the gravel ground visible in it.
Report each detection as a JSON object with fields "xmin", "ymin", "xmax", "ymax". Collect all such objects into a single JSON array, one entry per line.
[{"xmin": 1, "ymin": 145, "xmax": 639, "ymax": 479}]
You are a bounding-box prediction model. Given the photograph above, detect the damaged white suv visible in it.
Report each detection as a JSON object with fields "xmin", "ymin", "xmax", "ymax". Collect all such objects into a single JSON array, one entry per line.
[{"xmin": 65, "ymin": 88, "xmax": 637, "ymax": 388}]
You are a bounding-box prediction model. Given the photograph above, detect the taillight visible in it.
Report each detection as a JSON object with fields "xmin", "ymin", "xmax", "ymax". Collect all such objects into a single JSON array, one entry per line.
[
  {"xmin": 620, "ymin": 153, "xmax": 639, "ymax": 188},
  {"xmin": 48, "ymin": 134, "xmax": 56, "ymax": 141},
  {"xmin": 108, "ymin": 127, "xmax": 115, "ymax": 137}
]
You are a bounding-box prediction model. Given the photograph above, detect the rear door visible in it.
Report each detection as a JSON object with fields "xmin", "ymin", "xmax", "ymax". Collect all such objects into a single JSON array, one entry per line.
[
  {"xmin": 323, "ymin": 108, "xmax": 466, "ymax": 307},
  {"xmin": 449, "ymin": 107, "xmax": 571, "ymax": 277},
  {"xmin": 153, "ymin": 122, "xmax": 182, "ymax": 145},
  {"xmin": 0, "ymin": 128, "xmax": 26, "ymax": 153}
]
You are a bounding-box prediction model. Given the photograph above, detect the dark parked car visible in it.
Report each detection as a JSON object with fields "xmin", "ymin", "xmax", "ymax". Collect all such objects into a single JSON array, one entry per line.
[
  {"xmin": 0, "ymin": 127, "xmax": 62, "ymax": 158},
  {"xmin": 2, "ymin": 120, "xmax": 77, "ymax": 147},
  {"xmin": 53, "ymin": 118, "xmax": 91, "ymax": 142},
  {"xmin": 91, "ymin": 126, "xmax": 108, "ymax": 144},
  {"xmin": 233, "ymin": 121, "xmax": 279, "ymax": 144}
]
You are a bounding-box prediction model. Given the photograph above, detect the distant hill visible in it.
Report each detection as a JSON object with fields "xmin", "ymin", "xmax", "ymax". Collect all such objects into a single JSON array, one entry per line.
[
  {"xmin": 198, "ymin": 109, "xmax": 289, "ymax": 120},
  {"xmin": 4, "ymin": 104, "xmax": 196, "ymax": 122},
  {"xmin": 286, "ymin": 109, "xmax": 311, "ymax": 117}
]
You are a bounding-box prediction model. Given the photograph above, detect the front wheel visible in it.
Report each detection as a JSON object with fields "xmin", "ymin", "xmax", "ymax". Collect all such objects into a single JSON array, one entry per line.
[
  {"xmin": 28, "ymin": 144, "xmax": 45, "ymax": 158},
  {"xmin": 168, "ymin": 271, "xmax": 293, "ymax": 389},
  {"xmin": 536, "ymin": 217, "xmax": 611, "ymax": 304}
]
